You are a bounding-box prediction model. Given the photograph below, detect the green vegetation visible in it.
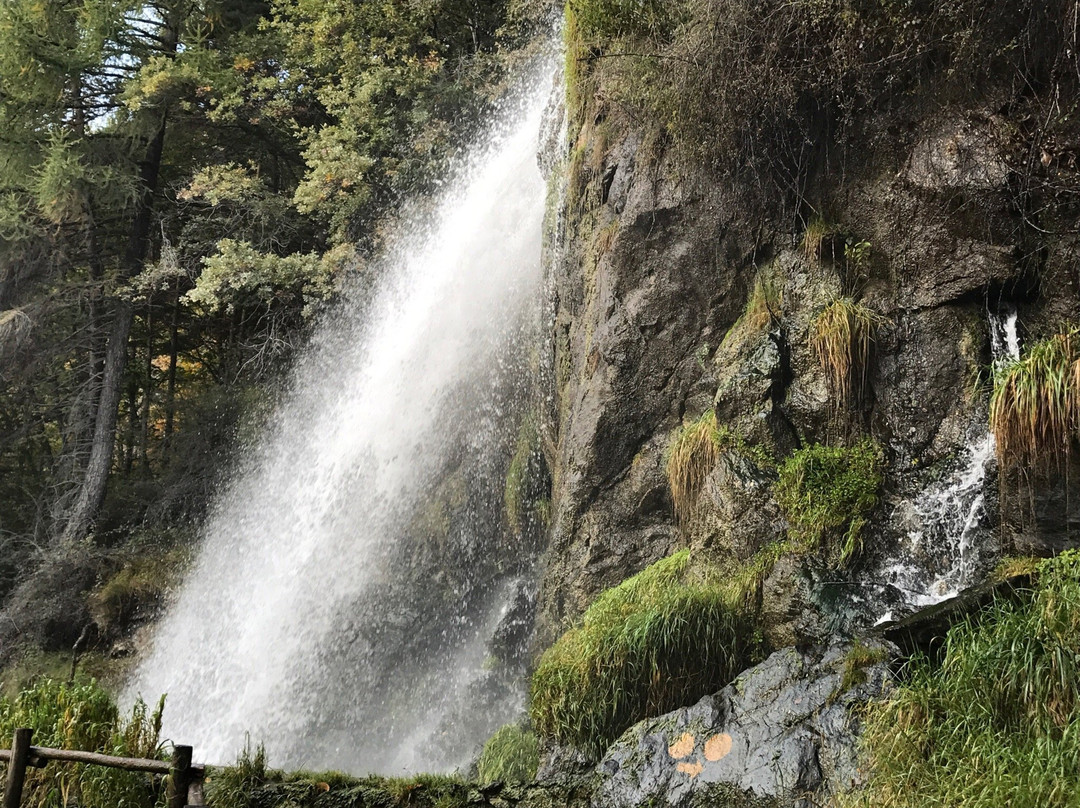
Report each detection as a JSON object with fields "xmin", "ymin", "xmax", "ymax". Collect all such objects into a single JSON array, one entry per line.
[
  {"xmin": 775, "ymin": 439, "xmax": 883, "ymax": 565},
  {"xmin": 206, "ymin": 744, "xmax": 474, "ymax": 808},
  {"xmin": 838, "ymin": 641, "xmax": 888, "ymax": 694},
  {"xmin": 476, "ymin": 723, "xmax": 540, "ymax": 783},
  {"xmin": 812, "ymin": 299, "xmax": 886, "ymax": 408},
  {"xmin": 504, "ymin": 418, "xmax": 539, "ymax": 535},
  {"xmin": 0, "ymin": 679, "xmax": 166, "ymax": 808},
  {"xmin": 990, "ymin": 329, "xmax": 1080, "ymax": 477},
  {"xmin": 852, "ymin": 552, "xmax": 1080, "ymax": 808},
  {"xmin": 529, "ymin": 550, "xmax": 756, "ymax": 758}
]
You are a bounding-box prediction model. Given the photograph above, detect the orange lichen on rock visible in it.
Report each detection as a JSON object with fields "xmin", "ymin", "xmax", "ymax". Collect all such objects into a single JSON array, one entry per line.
[{"xmin": 667, "ymin": 732, "xmax": 695, "ymax": 759}]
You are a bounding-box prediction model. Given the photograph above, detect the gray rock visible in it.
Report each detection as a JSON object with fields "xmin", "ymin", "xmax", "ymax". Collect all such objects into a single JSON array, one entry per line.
[{"xmin": 592, "ymin": 642, "xmax": 894, "ymax": 808}]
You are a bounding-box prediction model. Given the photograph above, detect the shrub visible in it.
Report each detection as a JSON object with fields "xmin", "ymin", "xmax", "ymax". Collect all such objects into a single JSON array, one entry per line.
[
  {"xmin": 529, "ymin": 550, "xmax": 756, "ymax": 758},
  {"xmin": 851, "ymin": 552, "xmax": 1080, "ymax": 808},
  {"xmin": 812, "ymin": 298, "xmax": 886, "ymax": 409},
  {"xmin": 990, "ymin": 329, "xmax": 1080, "ymax": 477},
  {"xmin": 0, "ymin": 679, "xmax": 166, "ymax": 808},
  {"xmin": 476, "ymin": 723, "xmax": 539, "ymax": 784},
  {"xmin": 775, "ymin": 439, "xmax": 883, "ymax": 565}
]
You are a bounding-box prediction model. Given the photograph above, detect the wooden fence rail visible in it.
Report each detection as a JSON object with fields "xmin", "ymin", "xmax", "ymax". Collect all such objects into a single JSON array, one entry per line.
[{"xmin": 0, "ymin": 729, "xmax": 206, "ymax": 808}]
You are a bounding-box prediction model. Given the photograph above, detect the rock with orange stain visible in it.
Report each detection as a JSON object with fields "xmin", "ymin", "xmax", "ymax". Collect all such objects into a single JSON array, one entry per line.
[
  {"xmin": 704, "ymin": 733, "xmax": 733, "ymax": 761},
  {"xmin": 667, "ymin": 732, "xmax": 695, "ymax": 760},
  {"xmin": 676, "ymin": 760, "xmax": 704, "ymax": 779}
]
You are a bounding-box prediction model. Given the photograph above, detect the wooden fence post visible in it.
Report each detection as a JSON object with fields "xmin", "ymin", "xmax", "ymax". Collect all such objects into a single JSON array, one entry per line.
[
  {"xmin": 3, "ymin": 728, "xmax": 32, "ymax": 808},
  {"xmin": 167, "ymin": 745, "xmax": 192, "ymax": 808}
]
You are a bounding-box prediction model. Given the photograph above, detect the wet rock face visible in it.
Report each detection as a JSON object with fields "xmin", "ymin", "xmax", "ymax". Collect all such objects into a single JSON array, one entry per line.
[{"xmin": 593, "ymin": 642, "xmax": 894, "ymax": 808}]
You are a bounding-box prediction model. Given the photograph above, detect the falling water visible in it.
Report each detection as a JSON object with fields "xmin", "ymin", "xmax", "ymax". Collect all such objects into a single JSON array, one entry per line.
[
  {"xmin": 875, "ymin": 308, "xmax": 1020, "ymax": 616},
  {"xmin": 127, "ymin": 55, "xmax": 559, "ymax": 774}
]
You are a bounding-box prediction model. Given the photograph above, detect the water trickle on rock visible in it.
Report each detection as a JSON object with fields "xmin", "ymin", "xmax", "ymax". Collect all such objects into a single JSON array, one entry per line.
[
  {"xmin": 126, "ymin": 55, "xmax": 560, "ymax": 774},
  {"xmin": 872, "ymin": 308, "xmax": 1020, "ymax": 618}
]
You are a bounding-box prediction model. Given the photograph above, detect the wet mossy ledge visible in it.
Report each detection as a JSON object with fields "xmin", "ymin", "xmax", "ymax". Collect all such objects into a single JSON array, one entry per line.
[{"xmin": 528, "ymin": 550, "xmax": 761, "ymax": 759}]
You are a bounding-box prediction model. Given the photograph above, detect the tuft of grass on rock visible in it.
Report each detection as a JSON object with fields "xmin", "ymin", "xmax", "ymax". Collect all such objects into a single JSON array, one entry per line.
[
  {"xmin": 812, "ymin": 298, "xmax": 886, "ymax": 409},
  {"xmin": 528, "ymin": 550, "xmax": 756, "ymax": 759},
  {"xmin": 850, "ymin": 551, "xmax": 1080, "ymax": 808},
  {"xmin": 775, "ymin": 439, "xmax": 883, "ymax": 565},
  {"xmin": 476, "ymin": 723, "xmax": 540, "ymax": 784},
  {"xmin": 990, "ymin": 329, "xmax": 1080, "ymax": 477},
  {"xmin": 665, "ymin": 411, "xmax": 723, "ymax": 522}
]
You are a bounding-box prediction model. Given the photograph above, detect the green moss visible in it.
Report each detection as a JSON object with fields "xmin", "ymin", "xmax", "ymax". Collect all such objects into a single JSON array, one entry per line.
[
  {"xmin": 505, "ymin": 417, "xmax": 542, "ymax": 535},
  {"xmin": 838, "ymin": 640, "xmax": 887, "ymax": 693},
  {"xmin": 528, "ymin": 550, "xmax": 757, "ymax": 759},
  {"xmin": 476, "ymin": 723, "xmax": 540, "ymax": 784},
  {"xmin": 90, "ymin": 547, "xmax": 190, "ymax": 631},
  {"xmin": 851, "ymin": 551, "xmax": 1080, "ymax": 808},
  {"xmin": 775, "ymin": 439, "xmax": 883, "ymax": 565}
]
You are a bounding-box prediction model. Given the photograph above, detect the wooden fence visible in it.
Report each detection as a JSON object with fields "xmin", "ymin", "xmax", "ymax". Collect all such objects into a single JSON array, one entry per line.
[{"xmin": 0, "ymin": 728, "xmax": 206, "ymax": 808}]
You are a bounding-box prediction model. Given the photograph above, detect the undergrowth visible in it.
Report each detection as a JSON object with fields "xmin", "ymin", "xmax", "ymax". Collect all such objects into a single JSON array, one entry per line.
[
  {"xmin": 775, "ymin": 439, "xmax": 883, "ymax": 565},
  {"xmin": 851, "ymin": 551, "xmax": 1080, "ymax": 808},
  {"xmin": 990, "ymin": 328, "xmax": 1080, "ymax": 477},
  {"xmin": 720, "ymin": 267, "xmax": 784, "ymax": 353},
  {"xmin": 476, "ymin": 723, "xmax": 539, "ymax": 784},
  {"xmin": 528, "ymin": 550, "xmax": 757, "ymax": 758},
  {"xmin": 0, "ymin": 679, "xmax": 166, "ymax": 808},
  {"xmin": 812, "ymin": 298, "xmax": 886, "ymax": 409}
]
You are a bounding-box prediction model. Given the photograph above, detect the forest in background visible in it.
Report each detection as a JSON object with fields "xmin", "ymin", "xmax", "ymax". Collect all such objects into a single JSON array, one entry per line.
[{"xmin": 0, "ymin": 0, "xmax": 551, "ymax": 668}]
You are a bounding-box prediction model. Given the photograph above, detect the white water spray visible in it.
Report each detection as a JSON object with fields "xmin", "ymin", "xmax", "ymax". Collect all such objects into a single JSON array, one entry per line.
[{"xmin": 127, "ymin": 57, "xmax": 558, "ymax": 774}]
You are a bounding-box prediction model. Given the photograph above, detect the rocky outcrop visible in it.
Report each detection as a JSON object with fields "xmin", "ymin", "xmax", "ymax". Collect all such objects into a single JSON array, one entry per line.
[{"xmin": 591, "ymin": 642, "xmax": 893, "ymax": 808}]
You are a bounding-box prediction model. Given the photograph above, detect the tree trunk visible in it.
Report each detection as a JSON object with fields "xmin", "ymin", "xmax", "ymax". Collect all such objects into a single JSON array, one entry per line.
[
  {"xmin": 163, "ymin": 279, "xmax": 180, "ymax": 456},
  {"xmin": 60, "ymin": 299, "xmax": 134, "ymax": 544}
]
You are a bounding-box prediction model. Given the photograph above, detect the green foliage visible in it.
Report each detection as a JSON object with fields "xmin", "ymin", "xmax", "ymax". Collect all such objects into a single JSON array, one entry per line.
[
  {"xmin": 0, "ymin": 679, "xmax": 166, "ymax": 808},
  {"xmin": 990, "ymin": 329, "xmax": 1080, "ymax": 477},
  {"xmin": 812, "ymin": 299, "xmax": 886, "ymax": 408},
  {"xmin": 476, "ymin": 723, "xmax": 540, "ymax": 783},
  {"xmin": 852, "ymin": 552, "xmax": 1080, "ymax": 808},
  {"xmin": 185, "ymin": 239, "xmax": 353, "ymax": 318},
  {"xmin": 568, "ymin": 0, "xmax": 672, "ymax": 43},
  {"xmin": 529, "ymin": 550, "xmax": 756, "ymax": 758},
  {"xmin": 89, "ymin": 546, "xmax": 190, "ymax": 632},
  {"xmin": 775, "ymin": 439, "xmax": 883, "ymax": 565}
]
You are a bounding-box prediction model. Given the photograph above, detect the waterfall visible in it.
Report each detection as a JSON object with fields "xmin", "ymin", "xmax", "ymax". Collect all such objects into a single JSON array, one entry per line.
[
  {"xmin": 874, "ymin": 309, "xmax": 1020, "ymax": 618},
  {"xmin": 126, "ymin": 55, "xmax": 559, "ymax": 774}
]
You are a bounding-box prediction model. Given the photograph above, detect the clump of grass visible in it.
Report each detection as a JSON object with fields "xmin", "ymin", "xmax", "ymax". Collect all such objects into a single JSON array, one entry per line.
[
  {"xmin": 0, "ymin": 679, "xmax": 166, "ymax": 808},
  {"xmin": 801, "ymin": 217, "xmax": 841, "ymax": 263},
  {"xmin": 90, "ymin": 548, "xmax": 189, "ymax": 631},
  {"xmin": 775, "ymin": 439, "xmax": 883, "ymax": 565},
  {"xmin": 812, "ymin": 298, "xmax": 886, "ymax": 408},
  {"xmin": 665, "ymin": 411, "xmax": 723, "ymax": 521},
  {"xmin": 476, "ymin": 723, "xmax": 539, "ymax": 784},
  {"xmin": 851, "ymin": 551, "xmax": 1080, "ymax": 808},
  {"xmin": 529, "ymin": 550, "xmax": 756, "ymax": 759},
  {"xmin": 720, "ymin": 267, "xmax": 784, "ymax": 352},
  {"xmin": 990, "ymin": 329, "xmax": 1080, "ymax": 477}
]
